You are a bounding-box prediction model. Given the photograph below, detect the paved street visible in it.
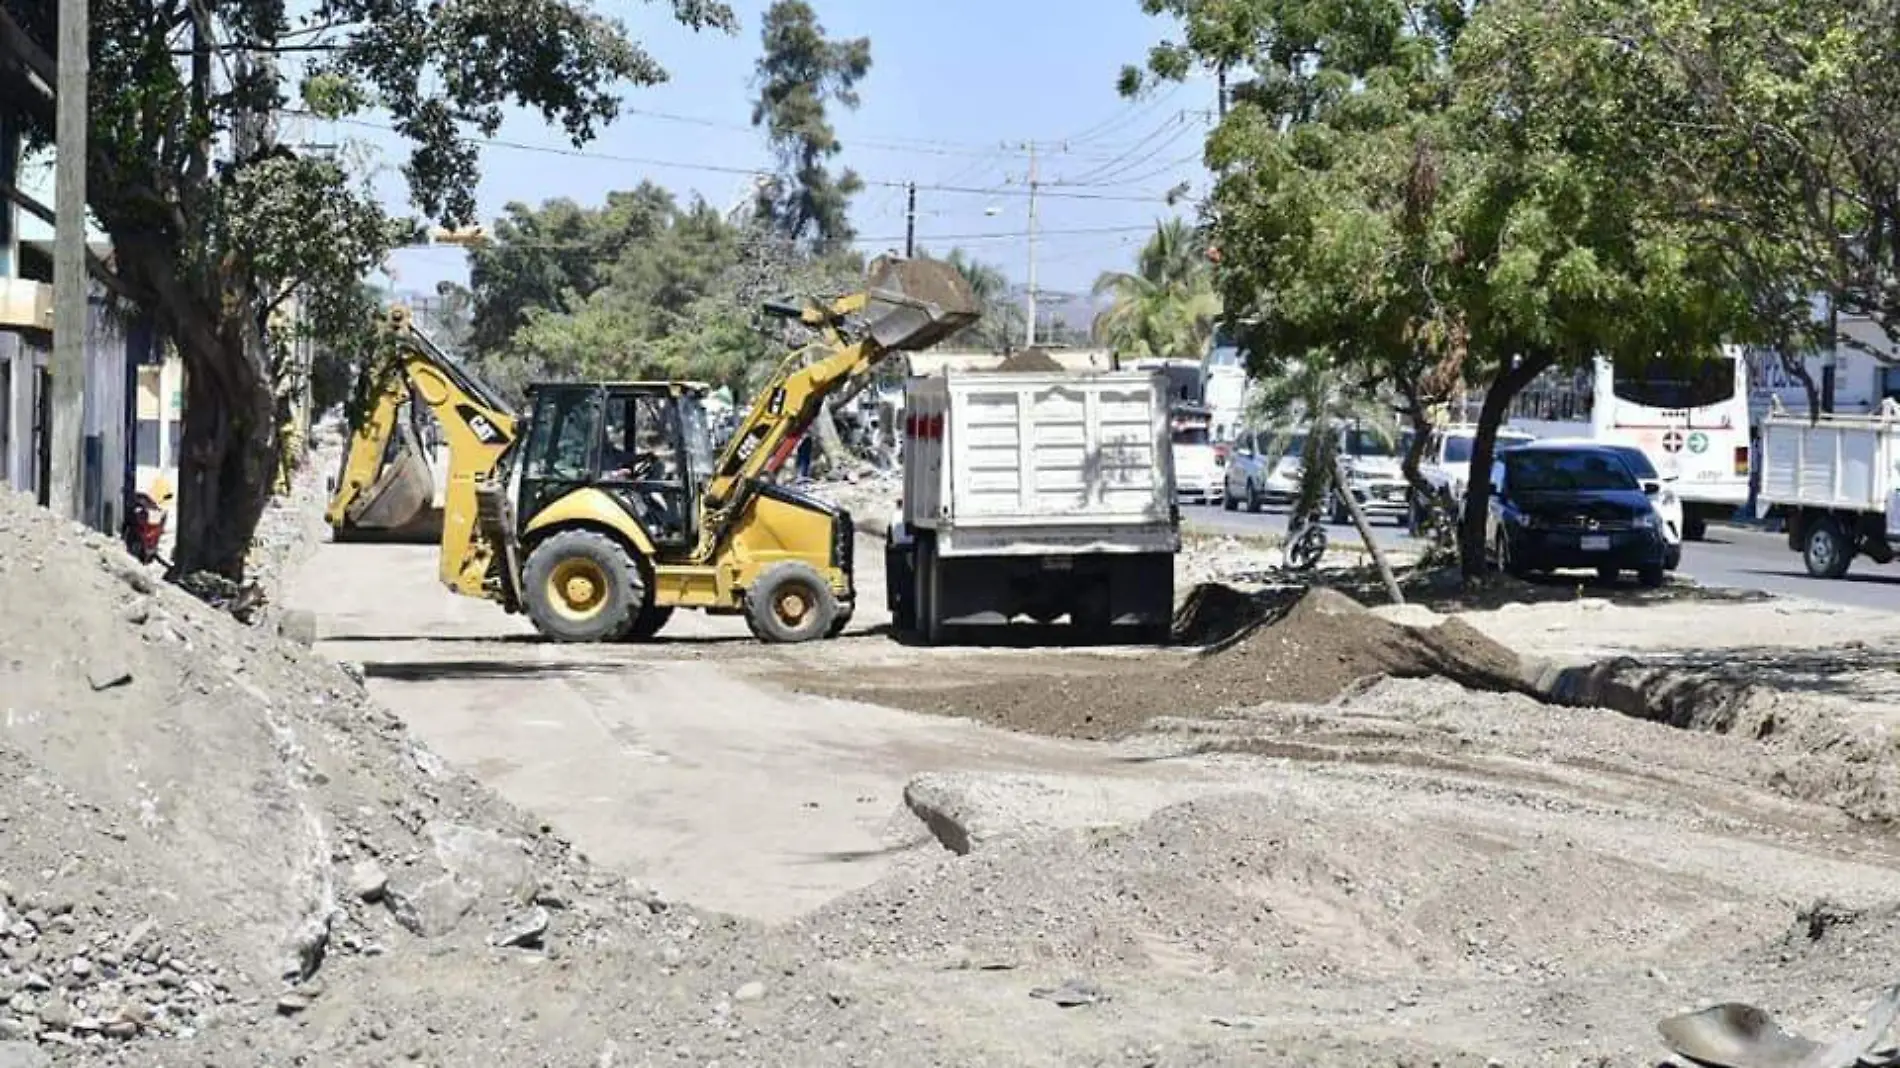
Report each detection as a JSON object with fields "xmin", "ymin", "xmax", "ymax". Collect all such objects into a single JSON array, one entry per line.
[{"xmin": 1183, "ymin": 502, "xmax": 1900, "ymax": 610}]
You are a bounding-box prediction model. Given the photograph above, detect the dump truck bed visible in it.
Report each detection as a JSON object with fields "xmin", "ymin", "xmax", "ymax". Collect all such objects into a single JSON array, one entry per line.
[{"xmin": 902, "ymin": 370, "xmax": 1179, "ymax": 557}]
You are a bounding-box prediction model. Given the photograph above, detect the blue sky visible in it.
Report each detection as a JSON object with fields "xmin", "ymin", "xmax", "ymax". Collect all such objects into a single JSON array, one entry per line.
[{"xmin": 331, "ymin": 0, "xmax": 1214, "ymax": 298}]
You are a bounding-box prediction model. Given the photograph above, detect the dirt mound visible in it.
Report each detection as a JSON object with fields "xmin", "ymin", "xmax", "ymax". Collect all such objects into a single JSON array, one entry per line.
[
  {"xmin": 995, "ymin": 348, "xmax": 1065, "ymax": 372},
  {"xmin": 0, "ymin": 490, "xmax": 705, "ymax": 1061},
  {"xmin": 854, "ymin": 588, "xmax": 1532, "ymax": 740},
  {"xmin": 1170, "ymin": 582, "xmax": 1299, "ymax": 646}
]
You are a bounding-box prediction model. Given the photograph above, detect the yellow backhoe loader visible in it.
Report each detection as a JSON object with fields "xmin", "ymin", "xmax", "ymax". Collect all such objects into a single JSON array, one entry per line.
[{"xmin": 325, "ymin": 255, "xmax": 977, "ymax": 643}]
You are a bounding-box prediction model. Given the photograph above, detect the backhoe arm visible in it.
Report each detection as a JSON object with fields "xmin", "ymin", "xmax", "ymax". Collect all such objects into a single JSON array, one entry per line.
[{"xmin": 323, "ymin": 306, "xmax": 521, "ymax": 596}]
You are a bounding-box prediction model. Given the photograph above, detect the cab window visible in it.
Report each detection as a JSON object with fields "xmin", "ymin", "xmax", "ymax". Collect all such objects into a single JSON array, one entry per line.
[{"xmin": 524, "ymin": 389, "xmax": 602, "ymax": 483}]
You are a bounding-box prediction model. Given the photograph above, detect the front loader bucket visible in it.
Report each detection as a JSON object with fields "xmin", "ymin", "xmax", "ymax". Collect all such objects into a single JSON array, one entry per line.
[{"xmin": 862, "ymin": 256, "xmax": 981, "ymax": 352}]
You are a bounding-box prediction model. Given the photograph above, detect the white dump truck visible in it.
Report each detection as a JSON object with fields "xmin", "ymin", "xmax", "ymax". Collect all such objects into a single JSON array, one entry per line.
[
  {"xmin": 1756, "ymin": 398, "xmax": 1900, "ymax": 578},
  {"xmin": 885, "ymin": 367, "xmax": 1181, "ymax": 644}
]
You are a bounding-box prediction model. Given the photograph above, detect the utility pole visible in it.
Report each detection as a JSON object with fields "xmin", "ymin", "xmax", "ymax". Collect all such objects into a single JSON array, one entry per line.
[
  {"xmin": 904, "ymin": 182, "xmax": 916, "ymax": 258},
  {"xmin": 1024, "ymin": 141, "xmax": 1039, "ymax": 349},
  {"xmin": 50, "ymin": 0, "xmax": 89, "ymax": 521},
  {"xmin": 1216, "ymin": 61, "xmax": 1228, "ymax": 119}
]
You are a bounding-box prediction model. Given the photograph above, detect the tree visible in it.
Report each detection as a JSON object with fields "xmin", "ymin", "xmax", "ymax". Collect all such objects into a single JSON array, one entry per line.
[
  {"xmin": 1091, "ymin": 218, "xmax": 1220, "ymax": 362},
  {"xmin": 1126, "ymin": 0, "xmax": 1751, "ymax": 575},
  {"xmin": 1544, "ymin": 0, "xmax": 1900, "ymax": 382},
  {"xmin": 1247, "ymin": 357, "xmax": 1405, "ymax": 598},
  {"xmin": 935, "ymin": 247, "xmax": 1022, "ymax": 350},
  {"xmin": 505, "ymin": 194, "xmax": 743, "ymax": 391},
  {"xmin": 0, "ymin": 0, "xmax": 735, "ymax": 578},
  {"xmin": 468, "ymin": 183, "xmax": 682, "ymax": 363},
  {"xmin": 750, "ymin": 0, "xmax": 871, "ymax": 253}
]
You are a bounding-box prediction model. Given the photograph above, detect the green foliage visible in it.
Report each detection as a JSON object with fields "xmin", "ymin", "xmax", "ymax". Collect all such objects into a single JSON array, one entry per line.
[
  {"xmin": 1127, "ymin": 0, "xmax": 1753, "ymax": 574},
  {"xmin": 0, "ymin": 0, "xmax": 732, "ymax": 576},
  {"xmin": 932, "ymin": 248, "xmax": 1023, "ymax": 350},
  {"xmin": 476, "ymin": 186, "xmax": 864, "ymax": 398},
  {"xmin": 751, "ymin": 0, "xmax": 872, "ymax": 253},
  {"xmin": 1091, "ymin": 218, "xmax": 1220, "ymax": 362},
  {"xmin": 1518, "ymin": 0, "xmax": 1900, "ymax": 354}
]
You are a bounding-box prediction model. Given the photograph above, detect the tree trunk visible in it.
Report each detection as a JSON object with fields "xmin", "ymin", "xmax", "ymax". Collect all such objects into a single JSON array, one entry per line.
[
  {"xmin": 1457, "ymin": 351, "xmax": 1556, "ymax": 576},
  {"xmin": 170, "ymin": 334, "xmax": 281, "ymax": 581},
  {"xmin": 1333, "ymin": 456, "xmax": 1404, "ymax": 605},
  {"xmin": 808, "ymin": 402, "xmax": 849, "ymax": 475}
]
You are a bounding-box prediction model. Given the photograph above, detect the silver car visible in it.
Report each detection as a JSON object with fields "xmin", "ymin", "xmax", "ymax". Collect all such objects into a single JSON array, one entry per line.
[{"xmin": 1224, "ymin": 429, "xmax": 1304, "ymax": 512}]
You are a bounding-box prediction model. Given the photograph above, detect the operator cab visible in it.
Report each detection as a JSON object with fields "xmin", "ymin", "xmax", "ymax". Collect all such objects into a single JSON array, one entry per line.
[{"xmin": 517, "ymin": 382, "xmax": 716, "ymax": 549}]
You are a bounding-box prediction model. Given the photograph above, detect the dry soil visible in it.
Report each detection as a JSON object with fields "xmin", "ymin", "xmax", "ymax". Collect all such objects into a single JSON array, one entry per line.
[{"xmin": 13, "ymin": 468, "xmax": 1900, "ymax": 1066}]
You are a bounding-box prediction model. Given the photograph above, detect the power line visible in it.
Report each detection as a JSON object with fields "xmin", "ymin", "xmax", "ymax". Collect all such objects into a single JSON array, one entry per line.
[
  {"xmin": 1058, "ymin": 83, "xmax": 1184, "ymax": 147},
  {"xmin": 297, "ymin": 113, "xmax": 1183, "ymax": 204},
  {"xmin": 620, "ymin": 106, "xmax": 1141, "ymax": 163},
  {"xmin": 1053, "ymin": 112, "xmax": 1194, "ymax": 187},
  {"xmin": 1076, "ymin": 148, "xmax": 1206, "ymax": 191},
  {"xmin": 391, "ymin": 223, "xmax": 1159, "ymax": 256}
]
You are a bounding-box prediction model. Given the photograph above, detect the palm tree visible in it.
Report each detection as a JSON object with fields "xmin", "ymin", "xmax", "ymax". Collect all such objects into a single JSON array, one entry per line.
[
  {"xmin": 938, "ymin": 247, "xmax": 1023, "ymax": 350},
  {"xmin": 1091, "ymin": 219, "xmax": 1220, "ymax": 362},
  {"xmin": 1247, "ymin": 354, "xmax": 1405, "ymax": 603}
]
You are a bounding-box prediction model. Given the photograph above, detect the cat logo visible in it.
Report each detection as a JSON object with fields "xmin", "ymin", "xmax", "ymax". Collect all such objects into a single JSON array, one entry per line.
[
  {"xmin": 456, "ymin": 404, "xmax": 509, "ymax": 446},
  {"xmin": 766, "ymin": 388, "xmax": 787, "ymax": 416}
]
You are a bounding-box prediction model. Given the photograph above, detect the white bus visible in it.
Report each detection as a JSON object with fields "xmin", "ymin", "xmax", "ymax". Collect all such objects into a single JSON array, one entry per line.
[{"xmin": 1503, "ymin": 347, "xmax": 1751, "ymax": 539}]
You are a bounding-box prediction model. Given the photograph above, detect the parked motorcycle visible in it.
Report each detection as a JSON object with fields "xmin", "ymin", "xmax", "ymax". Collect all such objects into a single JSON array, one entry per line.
[
  {"xmin": 123, "ymin": 491, "xmax": 167, "ymax": 565},
  {"xmin": 1282, "ymin": 505, "xmax": 1330, "ymax": 571}
]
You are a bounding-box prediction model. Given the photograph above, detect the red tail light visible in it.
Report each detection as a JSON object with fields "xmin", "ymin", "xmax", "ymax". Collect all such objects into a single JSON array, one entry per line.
[{"xmin": 1733, "ymin": 446, "xmax": 1749, "ymax": 476}]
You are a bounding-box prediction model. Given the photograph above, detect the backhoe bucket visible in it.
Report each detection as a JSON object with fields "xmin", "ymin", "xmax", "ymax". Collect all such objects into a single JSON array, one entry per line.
[
  {"xmin": 862, "ymin": 257, "xmax": 981, "ymax": 352},
  {"xmin": 336, "ymin": 418, "xmax": 443, "ymax": 542}
]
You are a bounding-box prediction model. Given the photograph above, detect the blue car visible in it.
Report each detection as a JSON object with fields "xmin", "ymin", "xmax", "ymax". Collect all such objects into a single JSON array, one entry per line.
[{"xmin": 1485, "ymin": 443, "xmax": 1670, "ymax": 587}]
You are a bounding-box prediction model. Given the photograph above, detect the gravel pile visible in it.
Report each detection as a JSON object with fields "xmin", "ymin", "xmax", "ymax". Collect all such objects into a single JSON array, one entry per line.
[{"xmin": 0, "ymin": 489, "xmax": 727, "ymax": 1064}]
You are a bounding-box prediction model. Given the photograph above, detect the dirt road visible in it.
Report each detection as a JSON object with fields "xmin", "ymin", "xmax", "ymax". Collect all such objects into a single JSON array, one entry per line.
[
  {"xmin": 282, "ymin": 532, "xmax": 1900, "ymax": 1062},
  {"xmin": 287, "ymin": 535, "xmax": 1236, "ymax": 923}
]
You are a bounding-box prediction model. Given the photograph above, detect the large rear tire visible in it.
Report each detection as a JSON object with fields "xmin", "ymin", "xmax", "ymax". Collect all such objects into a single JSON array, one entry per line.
[
  {"xmin": 522, "ymin": 530, "xmax": 643, "ymax": 643},
  {"xmin": 745, "ymin": 562, "xmax": 840, "ymax": 643}
]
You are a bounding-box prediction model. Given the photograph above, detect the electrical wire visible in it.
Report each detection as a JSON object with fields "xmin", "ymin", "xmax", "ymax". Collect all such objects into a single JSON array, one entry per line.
[{"xmin": 306, "ymin": 113, "xmax": 1183, "ymax": 204}]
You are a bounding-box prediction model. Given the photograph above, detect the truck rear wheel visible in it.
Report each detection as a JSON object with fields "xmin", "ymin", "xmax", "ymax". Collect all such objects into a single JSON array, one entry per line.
[
  {"xmin": 1683, "ymin": 510, "xmax": 1709, "ymax": 541},
  {"xmin": 885, "ymin": 541, "xmax": 916, "ymax": 633},
  {"xmin": 916, "ymin": 538, "xmax": 946, "ymax": 645},
  {"xmin": 1804, "ymin": 517, "xmax": 1855, "ymax": 579},
  {"xmin": 745, "ymin": 562, "xmax": 841, "ymax": 643},
  {"xmin": 523, "ymin": 530, "xmax": 643, "ymax": 643}
]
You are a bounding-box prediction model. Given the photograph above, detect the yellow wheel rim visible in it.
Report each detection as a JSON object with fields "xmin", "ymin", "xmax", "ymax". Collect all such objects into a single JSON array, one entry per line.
[
  {"xmin": 545, "ymin": 557, "xmax": 611, "ymax": 621},
  {"xmin": 774, "ymin": 588, "xmax": 811, "ymax": 627}
]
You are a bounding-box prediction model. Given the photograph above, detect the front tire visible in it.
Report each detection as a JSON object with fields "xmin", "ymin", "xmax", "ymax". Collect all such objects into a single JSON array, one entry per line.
[
  {"xmin": 522, "ymin": 530, "xmax": 643, "ymax": 643},
  {"xmin": 1804, "ymin": 517, "xmax": 1854, "ymax": 579},
  {"xmin": 745, "ymin": 562, "xmax": 841, "ymax": 643},
  {"xmin": 1222, "ymin": 488, "xmax": 1238, "ymax": 512}
]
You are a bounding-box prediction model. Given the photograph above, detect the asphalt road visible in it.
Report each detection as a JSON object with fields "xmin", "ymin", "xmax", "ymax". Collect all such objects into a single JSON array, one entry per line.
[{"xmin": 1183, "ymin": 501, "xmax": 1900, "ymax": 611}]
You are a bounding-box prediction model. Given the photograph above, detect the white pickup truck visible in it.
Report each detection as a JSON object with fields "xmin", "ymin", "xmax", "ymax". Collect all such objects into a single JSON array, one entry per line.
[
  {"xmin": 885, "ymin": 369, "xmax": 1181, "ymax": 644},
  {"xmin": 1756, "ymin": 398, "xmax": 1900, "ymax": 578}
]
